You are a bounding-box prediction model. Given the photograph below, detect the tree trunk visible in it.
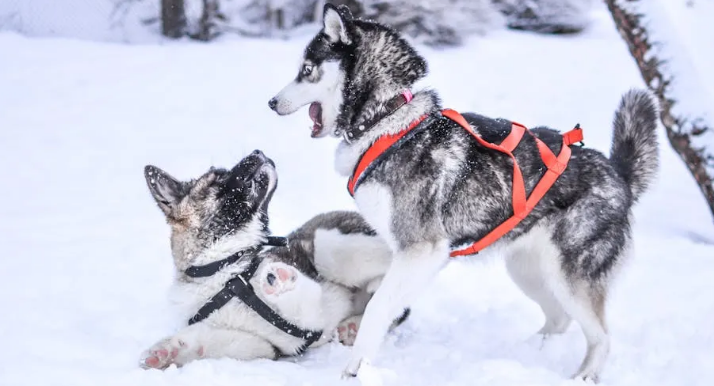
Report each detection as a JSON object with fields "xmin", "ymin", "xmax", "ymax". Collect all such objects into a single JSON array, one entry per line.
[
  {"xmin": 196, "ymin": 0, "xmax": 221, "ymax": 41},
  {"xmin": 604, "ymin": 0, "xmax": 714, "ymax": 220},
  {"xmin": 161, "ymin": 0, "xmax": 186, "ymax": 38}
]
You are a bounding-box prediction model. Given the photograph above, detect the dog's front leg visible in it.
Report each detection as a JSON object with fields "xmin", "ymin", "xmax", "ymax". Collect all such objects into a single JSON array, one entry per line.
[
  {"xmin": 342, "ymin": 240, "xmax": 449, "ymax": 378},
  {"xmin": 140, "ymin": 322, "xmax": 276, "ymax": 369}
]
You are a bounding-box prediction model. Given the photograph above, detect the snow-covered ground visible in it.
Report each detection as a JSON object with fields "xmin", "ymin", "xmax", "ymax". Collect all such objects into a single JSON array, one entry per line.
[{"xmin": 1, "ymin": 3, "xmax": 713, "ymax": 386}]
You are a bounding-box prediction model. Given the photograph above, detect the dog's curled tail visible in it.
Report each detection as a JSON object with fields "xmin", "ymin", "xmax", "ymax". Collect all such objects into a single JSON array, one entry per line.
[{"xmin": 609, "ymin": 89, "xmax": 660, "ymax": 202}]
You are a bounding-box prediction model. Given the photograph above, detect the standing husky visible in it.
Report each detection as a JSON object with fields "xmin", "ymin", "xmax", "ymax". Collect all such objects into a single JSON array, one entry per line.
[
  {"xmin": 141, "ymin": 150, "xmax": 403, "ymax": 369},
  {"xmin": 268, "ymin": 4, "xmax": 659, "ymax": 381}
]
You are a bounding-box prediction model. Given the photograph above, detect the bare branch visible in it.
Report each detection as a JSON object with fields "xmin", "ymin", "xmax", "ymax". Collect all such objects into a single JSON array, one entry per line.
[{"xmin": 604, "ymin": 0, "xmax": 714, "ymax": 220}]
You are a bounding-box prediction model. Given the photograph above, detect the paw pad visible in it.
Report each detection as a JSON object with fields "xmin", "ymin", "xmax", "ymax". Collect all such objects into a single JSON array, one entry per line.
[{"xmin": 261, "ymin": 263, "xmax": 298, "ymax": 296}]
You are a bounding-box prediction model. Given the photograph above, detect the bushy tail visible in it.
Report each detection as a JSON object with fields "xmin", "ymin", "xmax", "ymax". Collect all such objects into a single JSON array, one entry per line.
[{"xmin": 609, "ymin": 89, "xmax": 660, "ymax": 202}]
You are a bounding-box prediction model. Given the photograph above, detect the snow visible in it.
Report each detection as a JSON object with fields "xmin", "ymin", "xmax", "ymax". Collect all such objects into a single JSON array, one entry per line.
[
  {"xmin": 654, "ymin": 0, "xmax": 714, "ymax": 112},
  {"xmin": 631, "ymin": 0, "xmax": 714, "ymax": 175},
  {"xmin": 1, "ymin": 3, "xmax": 714, "ymax": 386}
]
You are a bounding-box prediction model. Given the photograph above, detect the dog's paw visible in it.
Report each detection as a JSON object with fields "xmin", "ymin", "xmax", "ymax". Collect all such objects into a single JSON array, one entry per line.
[
  {"xmin": 140, "ymin": 337, "xmax": 203, "ymax": 370},
  {"xmin": 342, "ymin": 357, "xmax": 366, "ymax": 380},
  {"xmin": 571, "ymin": 370, "xmax": 599, "ymax": 384},
  {"xmin": 523, "ymin": 332, "xmax": 549, "ymax": 351},
  {"xmin": 337, "ymin": 315, "xmax": 362, "ymax": 346},
  {"xmin": 260, "ymin": 262, "xmax": 298, "ymax": 297}
]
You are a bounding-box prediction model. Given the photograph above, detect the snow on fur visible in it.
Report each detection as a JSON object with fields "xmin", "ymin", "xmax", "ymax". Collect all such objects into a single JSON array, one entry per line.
[{"xmin": 0, "ymin": 2, "xmax": 713, "ymax": 386}]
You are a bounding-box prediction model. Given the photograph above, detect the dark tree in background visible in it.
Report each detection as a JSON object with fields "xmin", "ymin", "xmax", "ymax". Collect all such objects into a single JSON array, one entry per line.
[
  {"xmin": 155, "ymin": 0, "xmax": 593, "ymax": 45},
  {"xmin": 494, "ymin": 0, "xmax": 591, "ymax": 34},
  {"xmin": 161, "ymin": 0, "xmax": 186, "ymax": 38},
  {"xmin": 605, "ymin": 0, "xmax": 714, "ymax": 221},
  {"xmin": 358, "ymin": 0, "xmax": 504, "ymax": 47},
  {"xmin": 237, "ymin": 0, "xmax": 317, "ymax": 36},
  {"xmin": 328, "ymin": 0, "xmax": 592, "ymax": 42},
  {"xmin": 195, "ymin": 0, "xmax": 223, "ymax": 41}
]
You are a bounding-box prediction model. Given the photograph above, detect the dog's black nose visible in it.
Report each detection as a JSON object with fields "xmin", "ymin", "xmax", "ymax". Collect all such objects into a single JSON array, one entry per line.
[
  {"xmin": 268, "ymin": 97, "xmax": 278, "ymax": 111},
  {"xmin": 252, "ymin": 149, "xmax": 263, "ymax": 156}
]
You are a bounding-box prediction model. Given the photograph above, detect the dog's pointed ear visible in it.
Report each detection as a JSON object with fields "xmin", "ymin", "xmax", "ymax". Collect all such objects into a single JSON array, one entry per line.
[
  {"xmin": 144, "ymin": 165, "xmax": 186, "ymax": 216},
  {"xmin": 323, "ymin": 3, "xmax": 353, "ymax": 45}
]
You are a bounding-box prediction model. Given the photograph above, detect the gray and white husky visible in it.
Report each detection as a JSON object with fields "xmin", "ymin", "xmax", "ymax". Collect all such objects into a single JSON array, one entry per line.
[
  {"xmin": 140, "ymin": 150, "xmax": 404, "ymax": 369},
  {"xmin": 268, "ymin": 3, "xmax": 660, "ymax": 382}
]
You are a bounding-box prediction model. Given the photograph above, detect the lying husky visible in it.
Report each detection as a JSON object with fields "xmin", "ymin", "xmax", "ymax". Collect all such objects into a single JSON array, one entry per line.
[
  {"xmin": 140, "ymin": 150, "xmax": 405, "ymax": 369},
  {"xmin": 268, "ymin": 3, "xmax": 659, "ymax": 381}
]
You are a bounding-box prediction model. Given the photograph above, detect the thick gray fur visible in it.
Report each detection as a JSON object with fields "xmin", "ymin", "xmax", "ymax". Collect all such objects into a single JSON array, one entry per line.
[
  {"xmin": 268, "ymin": 3, "xmax": 660, "ymax": 382},
  {"xmin": 141, "ymin": 150, "xmax": 405, "ymax": 369},
  {"xmin": 262, "ymin": 211, "xmax": 376, "ymax": 279}
]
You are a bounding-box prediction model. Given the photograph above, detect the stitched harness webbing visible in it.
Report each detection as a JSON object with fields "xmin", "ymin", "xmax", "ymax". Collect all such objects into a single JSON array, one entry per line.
[
  {"xmin": 347, "ymin": 109, "xmax": 584, "ymax": 257},
  {"xmin": 185, "ymin": 237, "xmax": 323, "ymax": 356}
]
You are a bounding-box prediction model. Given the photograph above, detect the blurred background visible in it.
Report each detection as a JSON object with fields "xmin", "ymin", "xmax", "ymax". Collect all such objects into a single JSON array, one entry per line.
[
  {"xmin": 1, "ymin": 1, "xmax": 713, "ymax": 386},
  {"xmin": 0, "ymin": 0, "xmax": 595, "ymax": 45}
]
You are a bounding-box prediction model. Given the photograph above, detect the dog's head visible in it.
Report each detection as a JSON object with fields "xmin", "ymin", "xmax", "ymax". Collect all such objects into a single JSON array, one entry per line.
[
  {"xmin": 268, "ymin": 3, "xmax": 428, "ymax": 139},
  {"xmin": 144, "ymin": 150, "xmax": 277, "ymax": 270}
]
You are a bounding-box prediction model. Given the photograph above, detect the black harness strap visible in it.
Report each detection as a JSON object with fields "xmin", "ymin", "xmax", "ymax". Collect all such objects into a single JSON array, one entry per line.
[
  {"xmin": 187, "ymin": 256, "xmax": 262, "ymax": 325},
  {"xmin": 265, "ymin": 236, "xmax": 289, "ymax": 247},
  {"xmin": 184, "ymin": 249, "xmax": 253, "ymax": 278},
  {"xmin": 185, "ymin": 238, "xmax": 322, "ymax": 355},
  {"xmin": 184, "ymin": 236, "xmax": 288, "ymax": 278}
]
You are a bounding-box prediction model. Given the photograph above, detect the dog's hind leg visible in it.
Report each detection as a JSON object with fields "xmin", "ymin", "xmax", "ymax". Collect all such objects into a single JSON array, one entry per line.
[
  {"xmin": 537, "ymin": 298, "xmax": 571, "ymax": 336},
  {"xmin": 549, "ymin": 194, "xmax": 630, "ymax": 382},
  {"xmin": 505, "ymin": 224, "xmax": 609, "ymax": 382},
  {"xmin": 342, "ymin": 240, "xmax": 449, "ymax": 378},
  {"xmin": 554, "ymin": 281, "xmax": 609, "ymax": 383},
  {"xmin": 510, "ymin": 266, "xmax": 610, "ymax": 383},
  {"xmin": 505, "ymin": 225, "xmax": 572, "ymax": 339},
  {"xmin": 140, "ymin": 322, "xmax": 276, "ymax": 369}
]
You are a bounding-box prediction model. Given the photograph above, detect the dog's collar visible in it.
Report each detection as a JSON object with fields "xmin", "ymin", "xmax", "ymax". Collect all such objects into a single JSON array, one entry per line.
[
  {"xmin": 184, "ymin": 236, "xmax": 288, "ymax": 278},
  {"xmin": 187, "ymin": 254, "xmax": 323, "ymax": 355},
  {"xmin": 342, "ymin": 90, "xmax": 414, "ymax": 143}
]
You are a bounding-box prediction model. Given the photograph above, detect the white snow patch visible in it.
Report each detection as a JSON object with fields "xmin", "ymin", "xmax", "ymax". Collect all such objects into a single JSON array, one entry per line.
[
  {"xmin": 631, "ymin": 0, "xmax": 714, "ymax": 176},
  {"xmin": 1, "ymin": 3, "xmax": 713, "ymax": 386}
]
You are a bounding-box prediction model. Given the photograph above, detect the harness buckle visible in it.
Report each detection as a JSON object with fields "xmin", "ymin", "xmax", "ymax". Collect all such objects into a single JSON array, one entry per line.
[
  {"xmin": 564, "ymin": 124, "xmax": 585, "ymax": 147},
  {"xmin": 236, "ymin": 273, "xmax": 249, "ymax": 287},
  {"xmin": 342, "ymin": 129, "xmax": 353, "ymax": 144}
]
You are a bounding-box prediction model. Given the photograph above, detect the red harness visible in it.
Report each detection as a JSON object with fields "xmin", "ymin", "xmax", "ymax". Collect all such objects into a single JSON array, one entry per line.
[{"xmin": 347, "ymin": 108, "xmax": 584, "ymax": 257}]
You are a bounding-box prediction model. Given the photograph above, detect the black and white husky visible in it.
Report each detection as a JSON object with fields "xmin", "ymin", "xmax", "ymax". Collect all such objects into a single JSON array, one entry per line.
[
  {"xmin": 268, "ymin": 4, "xmax": 660, "ymax": 382},
  {"xmin": 140, "ymin": 150, "xmax": 404, "ymax": 369}
]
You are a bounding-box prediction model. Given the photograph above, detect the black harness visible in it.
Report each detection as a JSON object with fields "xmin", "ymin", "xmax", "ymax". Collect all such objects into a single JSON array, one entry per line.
[{"xmin": 185, "ymin": 236, "xmax": 323, "ymax": 356}]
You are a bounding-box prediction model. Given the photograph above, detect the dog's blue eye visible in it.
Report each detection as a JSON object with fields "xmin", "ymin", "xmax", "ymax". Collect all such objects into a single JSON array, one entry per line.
[{"xmin": 266, "ymin": 273, "xmax": 276, "ymax": 286}]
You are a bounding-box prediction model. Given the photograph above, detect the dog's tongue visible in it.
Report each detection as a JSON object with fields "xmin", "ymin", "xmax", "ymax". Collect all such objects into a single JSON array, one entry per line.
[{"xmin": 309, "ymin": 102, "xmax": 323, "ymax": 137}]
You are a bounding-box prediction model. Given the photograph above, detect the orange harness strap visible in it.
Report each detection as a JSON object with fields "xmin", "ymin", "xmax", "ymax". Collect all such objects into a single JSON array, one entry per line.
[
  {"xmin": 443, "ymin": 109, "xmax": 583, "ymax": 256},
  {"xmin": 347, "ymin": 114, "xmax": 428, "ymax": 196},
  {"xmin": 347, "ymin": 109, "xmax": 584, "ymax": 257}
]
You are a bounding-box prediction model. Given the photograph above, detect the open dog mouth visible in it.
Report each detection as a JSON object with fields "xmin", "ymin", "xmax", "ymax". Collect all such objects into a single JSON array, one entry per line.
[
  {"xmin": 253, "ymin": 162, "xmax": 276, "ymax": 189},
  {"xmin": 228, "ymin": 151, "xmax": 276, "ymax": 186},
  {"xmin": 309, "ymin": 102, "xmax": 324, "ymax": 138},
  {"xmin": 248, "ymin": 159, "xmax": 275, "ymax": 188}
]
